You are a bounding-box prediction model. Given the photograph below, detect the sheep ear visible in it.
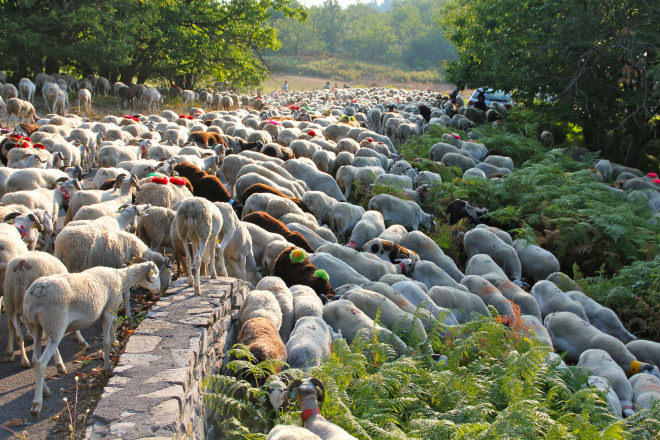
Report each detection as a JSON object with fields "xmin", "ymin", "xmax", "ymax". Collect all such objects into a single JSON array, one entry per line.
[
  {"xmin": 3, "ymin": 212, "xmax": 22, "ymax": 222},
  {"xmin": 310, "ymin": 378, "xmax": 325, "ymax": 403}
]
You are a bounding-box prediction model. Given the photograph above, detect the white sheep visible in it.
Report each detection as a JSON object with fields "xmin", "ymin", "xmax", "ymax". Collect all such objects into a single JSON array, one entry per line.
[
  {"xmin": 291, "ymin": 284, "xmax": 323, "ymax": 321},
  {"xmin": 586, "ymin": 376, "xmax": 622, "ymax": 418},
  {"xmin": 213, "ymin": 202, "xmax": 259, "ymax": 283},
  {"xmin": 626, "ymin": 340, "xmax": 660, "ymax": 366},
  {"xmin": 1, "ymin": 179, "xmax": 82, "ymax": 228},
  {"xmin": 23, "ymin": 260, "xmax": 161, "ymax": 416},
  {"xmin": 307, "ymin": 252, "xmax": 370, "ymax": 288},
  {"xmin": 286, "ymin": 317, "xmax": 332, "ymax": 371},
  {"xmin": 266, "ymin": 425, "xmax": 321, "ymax": 440},
  {"xmin": 531, "ymin": 280, "xmax": 588, "ymax": 321},
  {"xmin": 5, "ymin": 168, "xmax": 71, "ymax": 193},
  {"xmin": 346, "ymin": 210, "xmax": 385, "ymax": 250},
  {"xmin": 411, "ymin": 260, "xmax": 464, "ymax": 290},
  {"xmin": 286, "ymin": 223, "xmax": 333, "ymax": 250},
  {"xmin": 325, "ymin": 202, "xmax": 365, "ymax": 239},
  {"xmin": 578, "ymin": 349, "xmax": 634, "ymax": 417},
  {"xmin": 482, "ymin": 274, "xmax": 542, "ymax": 320},
  {"xmin": 77, "ymin": 88, "xmax": 92, "ymax": 115},
  {"xmin": 281, "ymin": 159, "xmax": 346, "ymax": 201},
  {"xmin": 460, "ymin": 275, "xmax": 514, "ymax": 317},
  {"xmin": 378, "ymin": 224, "xmax": 408, "ymax": 244},
  {"xmin": 136, "ymin": 206, "xmax": 176, "ymax": 253},
  {"xmin": 466, "ymin": 254, "xmax": 508, "ymax": 279},
  {"xmin": 239, "ymin": 289, "xmax": 282, "ymax": 330},
  {"xmin": 426, "ymin": 285, "xmax": 490, "ymax": 323},
  {"xmin": 512, "ymin": 239, "xmax": 561, "ymax": 282},
  {"xmin": 255, "ymin": 277, "xmax": 294, "ymax": 342},
  {"xmin": 301, "ymin": 191, "xmax": 338, "ymax": 224},
  {"xmin": 315, "ymin": 243, "xmax": 396, "ymax": 281},
  {"xmin": 244, "ymin": 222, "xmax": 286, "ymax": 271},
  {"xmin": 565, "ymin": 290, "xmax": 635, "ymax": 343},
  {"xmin": 544, "ymin": 311, "xmax": 660, "ymax": 378},
  {"xmin": 629, "ymin": 373, "xmax": 660, "ymax": 411},
  {"xmin": 391, "ymin": 280, "xmax": 459, "ymax": 325},
  {"xmin": 172, "ymin": 197, "xmax": 221, "ymax": 295},
  {"xmin": 463, "ymin": 228, "xmax": 522, "ymax": 284},
  {"xmin": 368, "ymin": 194, "xmax": 434, "ymax": 231}
]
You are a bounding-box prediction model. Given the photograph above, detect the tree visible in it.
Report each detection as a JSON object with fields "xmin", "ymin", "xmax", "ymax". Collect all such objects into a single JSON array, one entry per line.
[{"xmin": 439, "ymin": 0, "xmax": 659, "ymax": 167}]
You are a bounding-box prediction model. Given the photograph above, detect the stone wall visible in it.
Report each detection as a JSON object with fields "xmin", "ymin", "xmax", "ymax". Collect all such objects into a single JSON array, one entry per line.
[{"xmin": 85, "ymin": 277, "xmax": 250, "ymax": 440}]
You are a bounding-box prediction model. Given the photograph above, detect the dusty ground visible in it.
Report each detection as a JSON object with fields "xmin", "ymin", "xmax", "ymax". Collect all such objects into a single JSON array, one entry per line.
[{"xmin": 262, "ymin": 74, "xmax": 457, "ymax": 94}]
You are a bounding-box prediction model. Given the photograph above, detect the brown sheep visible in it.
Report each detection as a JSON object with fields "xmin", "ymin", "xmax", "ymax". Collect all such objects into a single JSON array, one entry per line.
[
  {"xmin": 243, "ymin": 211, "xmax": 313, "ymax": 253},
  {"xmin": 261, "ymin": 143, "xmax": 295, "ymax": 161},
  {"xmin": 17, "ymin": 123, "xmax": 40, "ymax": 136},
  {"xmin": 236, "ymin": 317, "xmax": 287, "ymax": 367},
  {"xmin": 187, "ymin": 131, "xmax": 227, "ymax": 148},
  {"xmin": 273, "ymin": 247, "xmax": 334, "ymax": 300},
  {"xmin": 173, "ymin": 162, "xmax": 241, "ymax": 216},
  {"xmin": 240, "ymin": 183, "xmax": 309, "ymax": 213}
]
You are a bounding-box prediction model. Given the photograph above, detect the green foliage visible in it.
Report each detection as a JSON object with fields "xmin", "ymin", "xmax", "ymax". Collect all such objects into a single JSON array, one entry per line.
[
  {"xmin": 0, "ymin": 0, "xmax": 306, "ymax": 88},
  {"xmin": 439, "ymin": 0, "xmax": 660, "ymax": 168},
  {"xmin": 574, "ymin": 257, "xmax": 660, "ymax": 340}
]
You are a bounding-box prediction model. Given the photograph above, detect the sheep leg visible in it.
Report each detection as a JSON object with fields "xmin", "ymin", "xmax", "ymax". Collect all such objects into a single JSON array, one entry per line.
[
  {"xmin": 10, "ymin": 313, "xmax": 31, "ymax": 368},
  {"xmin": 5, "ymin": 312, "xmax": 16, "ymax": 363},
  {"xmin": 216, "ymin": 244, "xmax": 229, "ymax": 277},
  {"xmin": 73, "ymin": 330, "xmax": 90, "ymax": 350},
  {"xmin": 183, "ymin": 240, "xmax": 194, "ymax": 287},
  {"xmin": 206, "ymin": 237, "xmax": 218, "ymax": 279},
  {"xmin": 123, "ymin": 288, "xmax": 135, "ymax": 326},
  {"xmin": 102, "ymin": 311, "xmax": 116, "ymax": 375},
  {"xmin": 192, "ymin": 241, "xmax": 204, "ymax": 295},
  {"xmin": 30, "ymin": 331, "xmax": 64, "ymax": 417},
  {"xmin": 53, "ymin": 348, "xmax": 67, "ymax": 374}
]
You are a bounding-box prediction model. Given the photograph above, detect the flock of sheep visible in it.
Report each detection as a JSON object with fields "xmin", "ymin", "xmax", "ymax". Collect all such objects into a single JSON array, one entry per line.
[{"xmin": 0, "ymin": 74, "xmax": 659, "ymax": 438}]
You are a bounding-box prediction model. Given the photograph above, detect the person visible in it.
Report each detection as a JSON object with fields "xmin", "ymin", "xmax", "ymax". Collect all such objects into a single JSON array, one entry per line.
[
  {"xmin": 281, "ymin": 80, "xmax": 289, "ymax": 92},
  {"xmin": 474, "ymin": 89, "xmax": 488, "ymax": 112},
  {"xmin": 323, "ymin": 81, "xmax": 330, "ymax": 90}
]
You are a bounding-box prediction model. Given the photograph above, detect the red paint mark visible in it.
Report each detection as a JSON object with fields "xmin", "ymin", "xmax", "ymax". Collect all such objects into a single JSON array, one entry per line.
[{"xmin": 13, "ymin": 260, "xmax": 32, "ymax": 273}]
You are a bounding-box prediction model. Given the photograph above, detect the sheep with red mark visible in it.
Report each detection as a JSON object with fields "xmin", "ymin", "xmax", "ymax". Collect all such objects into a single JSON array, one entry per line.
[
  {"xmin": 243, "ymin": 211, "xmax": 313, "ymax": 253},
  {"xmin": 273, "ymin": 247, "xmax": 334, "ymax": 300}
]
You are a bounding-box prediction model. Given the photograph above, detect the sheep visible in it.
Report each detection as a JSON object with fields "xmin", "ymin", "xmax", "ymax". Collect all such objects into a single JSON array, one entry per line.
[
  {"xmin": 578, "ymin": 349, "xmax": 634, "ymax": 417},
  {"xmin": 3, "ymin": 251, "xmax": 79, "ymax": 368},
  {"xmin": 368, "ymin": 194, "xmax": 434, "ymax": 231},
  {"xmin": 324, "ymin": 201, "xmax": 366, "ymax": 239},
  {"xmin": 466, "ymin": 253, "xmax": 508, "ymax": 279},
  {"xmin": 65, "ymin": 174, "xmax": 138, "ymax": 223},
  {"xmin": 360, "ymin": 238, "xmax": 421, "ymax": 265},
  {"xmin": 307, "ymin": 252, "xmax": 370, "ymax": 288},
  {"xmin": 23, "ymin": 260, "xmax": 161, "ymax": 417},
  {"xmin": 213, "ymin": 202, "xmax": 259, "ymax": 283},
  {"xmin": 426, "ymin": 285, "xmax": 490, "ymax": 323},
  {"xmin": 54, "ymin": 223, "xmax": 172, "ymax": 291},
  {"xmin": 546, "ymin": 271, "xmax": 582, "ymax": 292},
  {"xmin": 565, "ymin": 290, "xmax": 635, "ymax": 343},
  {"xmin": 482, "ymin": 274, "xmax": 542, "ymax": 320},
  {"xmin": 544, "ymin": 311, "xmax": 660, "ymax": 378},
  {"xmin": 377, "ymin": 224, "xmax": 408, "ymax": 244},
  {"xmin": 135, "ymin": 176, "xmax": 193, "ymax": 209},
  {"xmin": 410, "ymin": 260, "xmax": 465, "ymax": 291},
  {"xmin": 281, "ymin": 159, "xmax": 346, "ymax": 201},
  {"xmin": 241, "ymin": 183, "xmax": 308, "ymax": 213},
  {"xmin": 301, "ymin": 191, "xmax": 338, "ymax": 224},
  {"xmin": 286, "ymin": 317, "xmax": 332, "ymax": 372},
  {"xmin": 273, "ymin": 247, "xmax": 334, "ymax": 299},
  {"xmin": 263, "ymin": 239, "xmax": 296, "ymax": 275},
  {"xmin": 286, "ymin": 377, "xmax": 358, "ymax": 439},
  {"xmin": 463, "ymin": 227, "xmax": 522, "ymax": 284},
  {"xmin": 19, "ymin": 78, "xmax": 36, "ymax": 102},
  {"xmin": 5, "ymin": 168, "xmax": 71, "ymax": 193},
  {"xmin": 626, "ymin": 340, "xmax": 660, "ymax": 366},
  {"xmin": 243, "ymin": 211, "xmax": 313, "ymax": 253},
  {"xmin": 341, "ymin": 288, "xmax": 427, "ymax": 340},
  {"xmin": 516, "ymin": 314, "xmax": 553, "ymax": 347},
  {"xmin": 628, "ymin": 373, "xmax": 660, "ymax": 411},
  {"xmin": 345, "ymin": 210, "xmax": 385, "ymax": 250},
  {"xmin": 586, "ymin": 376, "xmax": 623, "ymax": 419},
  {"xmin": 286, "ymin": 223, "xmax": 332, "ymax": 250},
  {"xmin": 531, "ymin": 280, "xmax": 588, "ymax": 321},
  {"xmin": 96, "ymin": 144, "xmax": 138, "ymax": 167},
  {"xmin": 172, "ymin": 162, "xmax": 237, "ymax": 208},
  {"xmin": 460, "ymin": 275, "xmax": 514, "ymax": 317},
  {"xmin": 391, "ymin": 280, "xmax": 459, "ymax": 325},
  {"xmin": 77, "ymin": 88, "xmax": 92, "ymax": 115},
  {"xmin": 317, "ymin": 242, "xmax": 398, "ymax": 280},
  {"xmin": 255, "ymin": 277, "xmax": 295, "ymax": 342},
  {"xmin": 291, "ymin": 284, "xmax": 324, "ymax": 321},
  {"xmin": 1, "ymin": 179, "xmax": 82, "ymax": 227},
  {"xmin": 172, "ymin": 197, "xmax": 221, "ymax": 295},
  {"xmin": 244, "ymin": 222, "xmax": 287, "ymax": 270},
  {"xmin": 5, "ymin": 98, "xmax": 37, "ymax": 125},
  {"xmin": 266, "ymin": 425, "xmax": 322, "ymax": 440},
  {"xmin": 512, "ymin": 239, "xmax": 561, "ymax": 283}
]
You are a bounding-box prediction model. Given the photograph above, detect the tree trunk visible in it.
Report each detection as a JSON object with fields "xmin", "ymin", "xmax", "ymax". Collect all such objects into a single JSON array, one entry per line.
[{"xmin": 45, "ymin": 57, "xmax": 61, "ymax": 75}]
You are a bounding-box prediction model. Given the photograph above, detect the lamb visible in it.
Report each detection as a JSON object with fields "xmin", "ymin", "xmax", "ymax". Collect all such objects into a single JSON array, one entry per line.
[
  {"xmin": 213, "ymin": 202, "xmax": 259, "ymax": 283},
  {"xmin": 291, "ymin": 284, "xmax": 324, "ymax": 321},
  {"xmin": 341, "ymin": 288, "xmax": 427, "ymax": 340},
  {"xmin": 626, "ymin": 340, "xmax": 660, "ymax": 366},
  {"xmin": 273, "ymin": 247, "xmax": 334, "ymax": 299},
  {"xmin": 235, "ymin": 167, "xmax": 305, "ymax": 200},
  {"xmin": 345, "ymin": 210, "xmax": 385, "ymax": 250},
  {"xmin": 239, "ymin": 289, "xmax": 282, "ymax": 331},
  {"xmin": 65, "ymin": 174, "xmax": 138, "ymax": 223},
  {"xmin": 19, "ymin": 78, "xmax": 36, "ymax": 102},
  {"xmin": 325, "ymin": 202, "xmax": 365, "ymax": 239},
  {"xmin": 565, "ymin": 290, "xmax": 635, "ymax": 343},
  {"xmin": 244, "ymin": 222, "xmax": 287, "ymax": 271},
  {"xmin": 286, "ymin": 377, "xmax": 358, "ymax": 439},
  {"xmin": 368, "ymin": 194, "xmax": 434, "ymax": 231},
  {"xmin": 362, "ymin": 238, "xmax": 420, "ymax": 264},
  {"xmin": 586, "ymin": 376, "xmax": 623, "ymax": 418},
  {"xmin": 286, "ymin": 317, "xmax": 332, "ymax": 371},
  {"xmin": 54, "ymin": 224, "xmax": 172, "ymax": 291},
  {"xmin": 482, "ymin": 274, "xmax": 542, "ymax": 320},
  {"xmin": 531, "ymin": 280, "xmax": 588, "ymax": 321},
  {"xmin": 3, "ymin": 251, "xmax": 81, "ymax": 368},
  {"xmin": 172, "ymin": 197, "xmax": 221, "ymax": 295},
  {"xmin": 243, "ymin": 211, "xmax": 313, "ymax": 253},
  {"xmin": 426, "ymin": 286, "xmax": 490, "ymax": 323},
  {"xmin": 463, "ymin": 228, "xmax": 522, "ymax": 284},
  {"xmin": 255, "ymin": 277, "xmax": 295, "ymax": 342},
  {"xmin": 516, "ymin": 314, "xmax": 553, "ymax": 347},
  {"xmin": 546, "ymin": 271, "xmax": 582, "ymax": 292},
  {"xmin": 512, "ymin": 239, "xmax": 561, "ymax": 282},
  {"xmin": 578, "ymin": 349, "xmax": 635, "ymax": 417},
  {"xmin": 23, "ymin": 260, "xmax": 161, "ymax": 416},
  {"xmin": 96, "ymin": 144, "xmax": 138, "ymax": 167},
  {"xmin": 544, "ymin": 311, "xmax": 659, "ymax": 378},
  {"xmin": 460, "ymin": 275, "xmax": 514, "ymax": 317},
  {"xmin": 628, "ymin": 373, "xmax": 660, "ymax": 411}
]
